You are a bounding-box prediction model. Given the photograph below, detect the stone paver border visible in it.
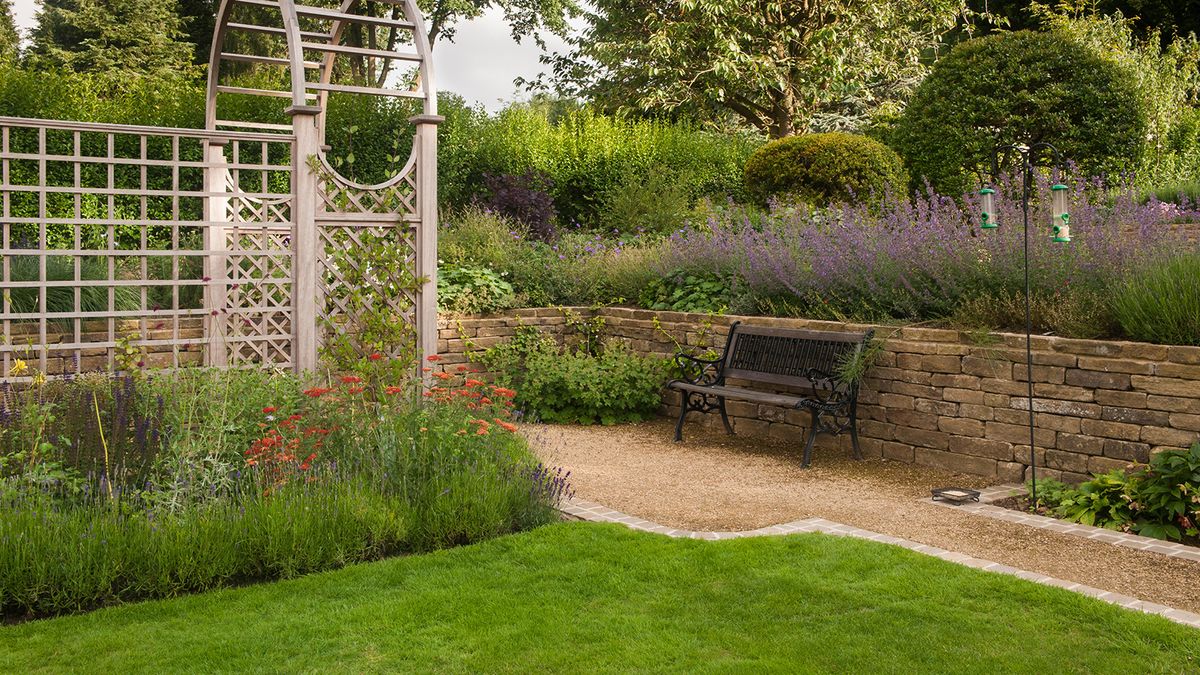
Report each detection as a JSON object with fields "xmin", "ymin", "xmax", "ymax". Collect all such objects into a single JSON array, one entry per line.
[
  {"xmin": 931, "ymin": 484, "xmax": 1200, "ymax": 565},
  {"xmin": 559, "ymin": 497, "xmax": 1200, "ymax": 630}
]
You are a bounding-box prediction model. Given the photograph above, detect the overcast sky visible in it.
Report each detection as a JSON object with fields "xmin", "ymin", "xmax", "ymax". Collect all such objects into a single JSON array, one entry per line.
[{"xmin": 10, "ymin": 1, "xmax": 569, "ymax": 112}]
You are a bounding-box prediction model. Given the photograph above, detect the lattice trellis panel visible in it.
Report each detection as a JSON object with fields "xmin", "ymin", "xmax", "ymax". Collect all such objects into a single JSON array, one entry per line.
[
  {"xmin": 315, "ymin": 157, "xmax": 422, "ymax": 361},
  {"xmin": 213, "ymin": 149, "xmax": 295, "ymax": 369},
  {"xmin": 0, "ymin": 117, "xmax": 295, "ymax": 381}
]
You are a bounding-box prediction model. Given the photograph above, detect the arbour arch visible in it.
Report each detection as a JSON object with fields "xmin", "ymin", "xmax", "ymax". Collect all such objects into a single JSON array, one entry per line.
[{"xmin": 0, "ymin": 0, "xmax": 441, "ymax": 381}]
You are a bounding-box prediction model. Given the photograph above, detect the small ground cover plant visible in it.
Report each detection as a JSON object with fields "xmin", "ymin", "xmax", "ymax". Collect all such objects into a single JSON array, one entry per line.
[
  {"xmin": 479, "ymin": 322, "xmax": 669, "ymax": 425},
  {"xmin": 0, "ymin": 357, "xmax": 569, "ymax": 619},
  {"xmin": 1027, "ymin": 443, "xmax": 1200, "ymax": 543}
]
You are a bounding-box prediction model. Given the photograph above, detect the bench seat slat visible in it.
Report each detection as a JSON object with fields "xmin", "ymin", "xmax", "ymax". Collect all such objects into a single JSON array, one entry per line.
[{"xmin": 668, "ymin": 382, "xmax": 808, "ymax": 409}]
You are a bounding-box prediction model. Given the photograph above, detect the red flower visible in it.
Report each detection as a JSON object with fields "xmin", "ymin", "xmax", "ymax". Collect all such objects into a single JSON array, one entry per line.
[
  {"xmin": 289, "ymin": 414, "xmax": 303, "ymax": 422},
  {"xmin": 457, "ymin": 365, "xmax": 468, "ymax": 372},
  {"xmin": 465, "ymin": 379, "xmax": 485, "ymax": 388},
  {"xmin": 341, "ymin": 375, "xmax": 362, "ymax": 384},
  {"xmin": 432, "ymin": 371, "xmax": 451, "ymax": 381},
  {"xmin": 262, "ymin": 406, "xmax": 277, "ymax": 414},
  {"xmin": 385, "ymin": 386, "xmax": 405, "ymax": 395},
  {"xmin": 303, "ymin": 387, "xmax": 334, "ymax": 398},
  {"xmin": 369, "ymin": 353, "xmax": 383, "ymax": 361},
  {"xmin": 426, "ymin": 354, "xmax": 442, "ymax": 362},
  {"xmin": 348, "ymin": 386, "xmax": 364, "ymax": 394}
]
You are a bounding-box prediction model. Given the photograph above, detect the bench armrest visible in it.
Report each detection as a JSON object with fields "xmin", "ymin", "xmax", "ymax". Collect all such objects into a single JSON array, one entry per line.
[
  {"xmin": 803, "ymin": 367, "xmax": 852, "ymax": 409},
  {"xmin": 674, "ymin": 353, "xmax": 724, "ymax": 386}
]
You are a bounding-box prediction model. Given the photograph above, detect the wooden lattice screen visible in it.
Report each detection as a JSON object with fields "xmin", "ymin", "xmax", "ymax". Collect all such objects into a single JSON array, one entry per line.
[{"xmin": 0, "ymin": 118, "xmax": 294, "ymax": 380}]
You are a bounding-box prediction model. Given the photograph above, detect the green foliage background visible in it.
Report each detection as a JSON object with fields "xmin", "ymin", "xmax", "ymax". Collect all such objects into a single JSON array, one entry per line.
[{"xmin": 892, "ymin": 30, "xmax": 1149, "ymax": 196}]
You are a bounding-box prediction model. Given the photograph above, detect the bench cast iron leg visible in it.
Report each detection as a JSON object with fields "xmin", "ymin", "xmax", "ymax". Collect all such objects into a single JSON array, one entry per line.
[
  {"xmin": 801, "ymin": 408, "xmax": 819, "ymax": 468},
  {"xmin": 718, "ymin": 397, "xmax": 734, "ymax": 435},
  {"xmin": 674, "ymin": 392, "xmax": 691, "ymax": 442},
  {"xmin": 850, "ymin": 423, "xmax": 863, "ymax": 460}
]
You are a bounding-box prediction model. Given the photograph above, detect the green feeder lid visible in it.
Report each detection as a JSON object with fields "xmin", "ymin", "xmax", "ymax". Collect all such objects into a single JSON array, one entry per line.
[
  {"xmin": 1053, "ymin": 235, "xmax": 1071, "ymax": 242},
  {"xmin": 1051, "ymin": 184, "xmax": 1068, "ymax": 191},
  {"xmin": 979, "ymin": 188, "xmax": 995, "ymax": 195},
  {"xmin": 981, "ymin": 222, "xmax": 998, "ymax": 229}
]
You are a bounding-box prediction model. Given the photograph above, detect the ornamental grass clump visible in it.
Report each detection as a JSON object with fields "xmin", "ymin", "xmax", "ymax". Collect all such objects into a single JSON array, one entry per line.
[{"xmin": 0, "ymin": 358, "xmax": 568, "ymax": 619}]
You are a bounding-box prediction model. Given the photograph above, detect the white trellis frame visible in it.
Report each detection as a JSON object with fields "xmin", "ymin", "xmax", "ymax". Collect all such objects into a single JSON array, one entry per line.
[{"xmin": 0, "ymin": 0, "xmax": 441, "ymax": 382}]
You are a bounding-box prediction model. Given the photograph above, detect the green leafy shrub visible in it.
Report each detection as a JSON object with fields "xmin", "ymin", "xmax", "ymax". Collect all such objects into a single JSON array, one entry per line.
[
  {"xmin": 1031, "ymin": 444, "xmax": 1200, "ymax": 542},
  {"xmin": 1110, "ymin": 255, "xmax": 1200, "ymax": 346},
  {"xmin": 600, "ymin": 170, "xmax": 692, "ymax": 236},
  {"xmin": 438, "ymin": 264, "xmax": 515, "ymax": 315},
  {"xmin": 445, "ymin": 105, "xmax": 762, "ymax": 225},
  {"xmin": 1126, "ymin": 444, "xmax": 1200, "ymax": 541},
  {"xmin": 743, "ymin": 132, "xmax": 908, "ymax": 206},
  {"xmin": 892, "ymin": 30, "xmax": 1149, "ymax": 196},
  {"xmin": 1055, "ymin": 471, "xmax": 1136, "ymax": 530},
  {"xmin": 638, "ymin": 269, "xmax": 731, "ymax": 314},
  {"xmin": 481, "ymin": 326, "xmax": 668, "ymax": 425}
]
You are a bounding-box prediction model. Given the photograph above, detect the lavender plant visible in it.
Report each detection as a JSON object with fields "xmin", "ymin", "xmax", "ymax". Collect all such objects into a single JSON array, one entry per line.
[{"xmin": 659, "ymin": 177, "xmax": 1194, "ymax": 333}]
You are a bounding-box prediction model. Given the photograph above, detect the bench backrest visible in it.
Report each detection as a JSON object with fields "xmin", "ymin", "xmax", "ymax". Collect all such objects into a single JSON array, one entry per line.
[{"xmin": 722, "ymin": 322, "xmax": 871, "ymax": 390}]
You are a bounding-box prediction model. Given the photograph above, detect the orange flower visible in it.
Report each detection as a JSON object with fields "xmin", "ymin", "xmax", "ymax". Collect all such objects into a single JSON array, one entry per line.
[
  {"xmin": 495, "ymin": 418, "xmax": 518, "ymax": 433},
  {"xmin": 348, "ymin": 386, "xmax": 364, "ymax": 394},
  {"xmin": 457, "ymin": 365, "xmax": 468, "ymax": 372},
  {"xmin": 426, "ymin": 354, "xmax": 442, "ymax": 362},
  {"xmin": 465, "ymin": 379, "xmax": 485, "ymax": 388},
  {"xmin": 385, "ymin": 386, "xmax": 405, "ymax": 395},
  {"xmin": 341, "ymin": 375, "xmax": 363, "ymax": 384},
  {"xmin": 481, "ymin": 397, "xmax": 492, "ymax": 405},
  {"xmin": 476, "ymin": 427, "xmax": 489, "ymax": 435},
  {"xmin": 491, "ymin": 387, "xmax": 516, "ymax": 399},
  {"xmin": 432, "ymin": 371, "xmax": 452, "ymax": 381}
]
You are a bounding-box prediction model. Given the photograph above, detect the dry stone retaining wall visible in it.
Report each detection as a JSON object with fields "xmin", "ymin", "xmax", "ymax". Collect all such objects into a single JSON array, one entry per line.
[{"xmin": 437, "ymin": 307, "xmax": 1200, "ymax": 482}]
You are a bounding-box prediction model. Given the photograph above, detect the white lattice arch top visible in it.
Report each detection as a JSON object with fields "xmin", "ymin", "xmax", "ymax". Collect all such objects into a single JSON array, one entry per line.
[{"xmin": 206, "ymin": 0, "xmax": 438, "ymax": 140}]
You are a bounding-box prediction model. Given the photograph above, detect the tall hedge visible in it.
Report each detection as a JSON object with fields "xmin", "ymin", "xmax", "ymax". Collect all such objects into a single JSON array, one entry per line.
[
  {"xmin": 892, "ymin": 30, "xmax": 1149, "ymax": 196},
  {"xmin": 743, "ymin": 132, "xmax": 908, "ymax": 205}
]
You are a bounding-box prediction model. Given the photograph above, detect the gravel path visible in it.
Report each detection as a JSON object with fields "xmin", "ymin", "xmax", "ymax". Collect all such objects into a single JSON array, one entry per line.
[{"xmin": 527, "ymin": 419, "xmax": 1200, "ymax": 614}]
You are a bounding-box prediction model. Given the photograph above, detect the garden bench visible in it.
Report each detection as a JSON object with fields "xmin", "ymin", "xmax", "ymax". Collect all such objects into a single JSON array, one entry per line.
[{"xmin": 668, "ymin": 321, "xmax": 873, "ymax": 467}]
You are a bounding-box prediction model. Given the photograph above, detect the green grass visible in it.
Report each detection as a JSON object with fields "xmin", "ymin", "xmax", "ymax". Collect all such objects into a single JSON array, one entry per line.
[{"xmin": 1, "ymin": 523, "xmax": 1195, "ymax": 673}]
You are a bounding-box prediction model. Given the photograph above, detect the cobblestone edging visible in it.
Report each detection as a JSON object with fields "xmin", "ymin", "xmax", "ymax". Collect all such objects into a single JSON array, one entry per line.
[
  {"xmin": 559, "ymin": 497, "xmax": 1200, "ymax": 630},
  {"xmin": 932, "ymin": 484, "xmax": 1200, "ymax": 564}
]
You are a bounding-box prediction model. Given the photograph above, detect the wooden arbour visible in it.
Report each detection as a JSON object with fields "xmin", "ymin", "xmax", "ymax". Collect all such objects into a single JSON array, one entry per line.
[{"xmin": 0, "ymin": 0, "xmax": 441, "ymax": 382}]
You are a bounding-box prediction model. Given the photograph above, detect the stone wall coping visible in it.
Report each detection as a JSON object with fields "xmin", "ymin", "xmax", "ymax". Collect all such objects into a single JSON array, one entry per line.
[{"xmin": 438, "ymin": 307, "xmax": 1200, "ymax": 362}]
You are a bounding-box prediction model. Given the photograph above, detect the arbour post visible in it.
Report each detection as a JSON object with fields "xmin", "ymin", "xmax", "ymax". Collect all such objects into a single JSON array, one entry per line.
[
  {"xmin": 411, "ymin": 114, "xmax": 444, "ymax": 378},
  {"xmin": 203, "ymin": 139, "xmax": 230, "ymax": 368},
  {"xmin": 290, "ymin": 106, "xmax": 323, "ymax": 374}
]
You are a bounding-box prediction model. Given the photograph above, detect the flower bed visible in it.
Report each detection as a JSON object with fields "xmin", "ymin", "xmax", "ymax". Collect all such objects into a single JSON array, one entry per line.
[{"xmin": 0, "ymin": 358, "xmax": 569, "ymax": 619}]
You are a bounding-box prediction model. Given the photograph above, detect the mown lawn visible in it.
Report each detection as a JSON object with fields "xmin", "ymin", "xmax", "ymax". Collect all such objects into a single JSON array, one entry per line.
[{"xmin": 2, "ymin": 522, "xmax": 1195, "ymax": 673}]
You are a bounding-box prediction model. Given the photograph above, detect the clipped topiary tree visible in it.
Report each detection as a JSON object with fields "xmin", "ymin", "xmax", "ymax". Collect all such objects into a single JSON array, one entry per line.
[
  {"xmin": 743, "ymin": 132, "xmax": 908, "ymax": 205},
  {"xmin": 892, "ymin": 30, "xmax": 1149, "ymax": 196}
]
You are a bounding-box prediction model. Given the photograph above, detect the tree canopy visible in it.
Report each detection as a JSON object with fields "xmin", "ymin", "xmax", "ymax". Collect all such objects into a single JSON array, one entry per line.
[
  {"xmin": 28, "ymin": 0, "xmax": 198, "ymax": 76},
  {"xmin": 539, "ymin": 0, "xmax": 978, "ymax": 137},
  {"xmin": 0, "ymin": 0, "xmax": 18, "ymax": 64}
]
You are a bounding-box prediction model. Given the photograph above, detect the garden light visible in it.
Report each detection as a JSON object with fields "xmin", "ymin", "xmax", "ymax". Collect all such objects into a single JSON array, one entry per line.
[
  {"xmin": 979, "ymin": 188, "xmax": 998, "ymax": 229},
  {"xmin": 1051, "ymin": 183, "xmax": 1070, "ymax": 242}
]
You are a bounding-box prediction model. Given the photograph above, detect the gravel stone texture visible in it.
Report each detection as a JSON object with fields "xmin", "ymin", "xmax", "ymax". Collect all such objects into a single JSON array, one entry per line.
[{"xmin": 527, "ymin": 418, "xmax": 1200, "ymax": 614}]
